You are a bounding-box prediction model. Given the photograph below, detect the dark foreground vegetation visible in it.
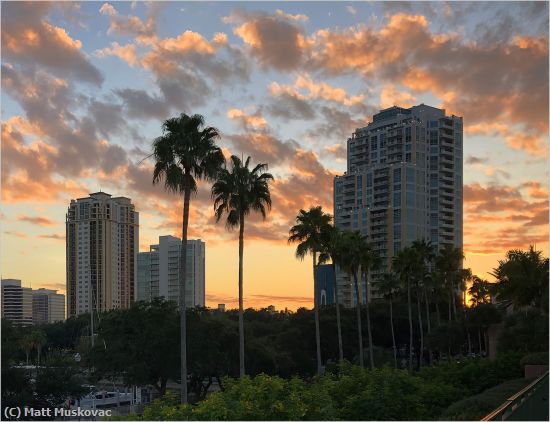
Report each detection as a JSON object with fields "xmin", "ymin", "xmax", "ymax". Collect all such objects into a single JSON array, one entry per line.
[{"xmin": 2, "ymin": 245, "xmax": 547, "ymax": 420}]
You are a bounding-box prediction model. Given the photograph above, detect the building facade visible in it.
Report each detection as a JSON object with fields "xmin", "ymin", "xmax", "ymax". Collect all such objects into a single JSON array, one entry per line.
[
  {"xmin": 1, "ymin": 279, "xmax": 33, "ymax": 326},
  {"xmin": 32, "ymin": 288, "xmax": 65, "ymax": 324},
  {"xmin": 66, "ymin": 192, "xmax": 139, "ymax": 317},
  {"xmin": 137, "ymin": 235, "xmax": 205, "ymax": 308},
  {"xmin": 334, "ymin": 104, "xmax": 463, "ymax": 306},
  {"xmin": 315, "ymin": 264, "xmax": 335, "ymax": 306}
]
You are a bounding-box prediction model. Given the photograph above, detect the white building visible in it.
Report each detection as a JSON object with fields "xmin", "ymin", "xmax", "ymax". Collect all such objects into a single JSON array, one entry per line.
[
  {"xmin": 1, "ymin": 279, "xmax": 33, "ymax": 326},
  {"xmin": 66, "ymin": 192, "xmax": 139, "ymax": 317},
  {"xmin": 137, "ymin": 235, "xmax": 205, "ymax": 308},
  {"xmin": 32, "ymin": 288, "xmax": 65, "ymax": 324}
]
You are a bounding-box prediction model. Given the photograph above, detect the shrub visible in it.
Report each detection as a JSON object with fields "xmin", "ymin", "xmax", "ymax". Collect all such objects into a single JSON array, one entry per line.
[
  {"xmin": 519, "ymin": 352, "xmax": 549, "ymax": 366},
  {"xmin": 440, "ymin": 378, "xmax": 531, "ymax": 421}
]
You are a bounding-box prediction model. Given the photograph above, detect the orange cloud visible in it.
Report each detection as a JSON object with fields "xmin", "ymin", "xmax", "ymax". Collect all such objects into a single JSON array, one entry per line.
[
  {"xmin": 95, "ymin": 42, "xmax": 138, "ymax": 66},
  {"xmin": 227, "ymin": 108, "xmax": 267, "ymax": 129},
  {"xmin": 18, "ymin": 215, "xmax": 56, "ymax": 226},
  {"xmin": 380, "ymin": 85, "xmax": 416, "ymax": 108}
]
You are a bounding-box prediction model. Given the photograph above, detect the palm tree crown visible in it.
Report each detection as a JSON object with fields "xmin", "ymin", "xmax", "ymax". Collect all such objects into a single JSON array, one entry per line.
[
  {"xmin": 212, "ymin": 155, "xmax": 273, "ymax": 228},
  {"xmin": 288, "ymin": 206, "xmax": 333, "ymax": 260},
  {"xmin": 152, "ymin": 113, "xmax": 224, "ymax": 193}
]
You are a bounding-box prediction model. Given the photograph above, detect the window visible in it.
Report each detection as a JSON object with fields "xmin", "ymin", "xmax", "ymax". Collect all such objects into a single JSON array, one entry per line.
[
  {"xmin": 393, "ymin": 192, "xmax": 401, "ymax": 207},
  {"xmin": 393, "ymin": 168, "xmax": 401, "ymax": 183}
]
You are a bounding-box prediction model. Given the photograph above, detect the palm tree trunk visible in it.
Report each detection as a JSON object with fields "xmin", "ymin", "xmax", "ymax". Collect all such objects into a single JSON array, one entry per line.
[
  {"xmin": 424, "ymin": 289, "xmax": 431, "ymax": 333},
  {"xmin": 424, "ymin": 288, "xmax": 433, "ymax": 365},
  {"xmin": 352, "ymin": 272, "xmax": 364, "ymax": 368},
  {"xmin": 467, "ymin": 331, "xmax": 472, "ymax": 355},
  {"xmin": 416, "ymin": 288, "xmax": 424, "ymax": 369},
  {"xmin": 313, "ymin": 252, "xmax": 322, "ymax": 376},
  {"xmin": 26, "ymin": 351, "xmax": 30, "ymax": 366},
  {"xmin": 478, "ymin": 328, "xmax": 483, "ymax": 354},
  {"xmin": 37, "ymin": 348, "xmax": 41, "ymax": 366},
  {"xmin": 407, "ymin": 275, "xmax": 413, "ymax": 372},
  {"xmin": 179, "ymin": 185, "xmax": 191, "ymax": 404},
  {"xmin": 332, "ymin": 263, "xmax": 344, "ymax": 364},
  {"xmin": 238, "ymin": 212, "xmax": 245, "ymax": 379},
  {"xmin": 435, "ymin": 302, "xmax": 441, "ymax": 327},
  {"xmin": 365, "ymin": 274, "xmax": 374, "ymax": 370},
  {"xmin": 389, "ymin": 297, "xmax": 397, "ymax": 369},
  {"xmin": 448, "ymin": 289, "xmax": 452, "ymax": 322},
  {"xmin": 451, "ymin": 275, "xmax": 457, "ymax": 320}
]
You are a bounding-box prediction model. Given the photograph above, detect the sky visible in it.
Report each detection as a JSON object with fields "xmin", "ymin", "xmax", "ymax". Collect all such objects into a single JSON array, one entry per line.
[{"xmin": 1, "ymin": 1, "xmax": 548, "ymax": 310}]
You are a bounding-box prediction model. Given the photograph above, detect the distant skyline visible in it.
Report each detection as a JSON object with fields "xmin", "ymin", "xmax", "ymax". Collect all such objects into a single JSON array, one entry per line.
[{"xmin": 2, "ymin": 1, "xmax": 548, "ymax": 310}]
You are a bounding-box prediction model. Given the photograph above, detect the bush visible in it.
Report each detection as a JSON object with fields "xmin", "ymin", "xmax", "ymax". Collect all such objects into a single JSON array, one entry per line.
[
  {"xmin": 440, "ymin": 378, "xmax": 531, "ymax": 421},
  {"xmin": 520, "ymin": 352, "xmax": 549, "ymax": 366}
]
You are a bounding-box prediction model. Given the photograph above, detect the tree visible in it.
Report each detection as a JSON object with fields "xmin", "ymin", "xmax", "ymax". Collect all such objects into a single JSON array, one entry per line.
[
  {"xmin": 30, "ymin": 329, "xmax": 47, "ymax": 366},
  {"xmin": 378, "ymin": 273, "xmax": 400, "ymax": 368},
  {"xmin": 318, "ymin": 225, "xmax": 344, "ymax": 364},
  {"xmin": 212, "ymin": 155, "xmax": 274, "ymax": 379},
  {"xmin": 393, "ymin": 247, "xmax": 420, "ymax": 372},
  {"xmin": 91, "ymin": 299, "xmax": 180, "ymax": 397},
  {"xmin": 152, "ymin": 113, "xmax": 224, "ymax": 403},
  {"xmin": 288, "ymin": 206, "xmax": 332, "ymax": 375},
  {"xmin": 491, "ymin": 246, "xmax": 549, "ymax": 313},
  {"xmin": 359, "ymin": 241, "xmax": 379, "ymax": 370},
  {"xmin": 411, "ymin": 239, "xmax": 435, "ymax": 368},
  {"xmin": 468, "ymin": 276, "xmax": 492, "ymax": 306},
  {"xmin": 435, "ymin": 245, "xmax": 464, "ymax": 321},
  {"xmin": 19, "ymin": 331, "xmax": 34, "ymax": 366},
  {"xmin": 337, "ymin": 230, "xmax": 368, "ymax": 368}
]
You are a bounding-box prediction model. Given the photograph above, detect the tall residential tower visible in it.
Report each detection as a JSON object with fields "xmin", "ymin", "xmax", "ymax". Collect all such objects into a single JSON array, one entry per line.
[
  {"xmin": 334, "ymin": 104, "xmax": 463, "ymax": 306},
  {"xmin": 66, "ymin": 192, "xmax": 139, "ymax": 317},
  {"xmin": 137, "ymin": 235, "xmax": 205, "ymax": 308}
]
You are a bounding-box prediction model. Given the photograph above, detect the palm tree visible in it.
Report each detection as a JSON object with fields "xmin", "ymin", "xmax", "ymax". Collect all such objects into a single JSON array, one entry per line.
[
  {"xmin": 337, "ymin": 230, "xmax": 367, "ymax": 368},
  {"xmin": 491, "ymin": 246, "xmax": 549, "ymax": 312},
  {"xmin": 19, "ymin": 331, "xmax": 34, "ymax": 365},
  {"xmin": 318, "ymin": 224, "xmax": 344, "ymax": 364},
  {"xmin": 288, "ymin": 206, "xmax": 332, "ymax": 375},
  {"xmin": 31, "ymin": 329, "xmax": 47, "ymax": 366},
  {"xmin": 359, "ymin": 243, "xmax": 379, "ymax": 370},
  {"xmin": 378, "ymin": 272, "xmax": 400, "ymax": 368},
  {"xmin": 411, "ymin": 239, "xmax": 435, "ymax": 368},
  {"xmin": 435, "ymin": 245, "xmax": 464, "ymax": 321},
  {"xmin": 469, "ymin": 276, "xmax": 491, "ymax": 306},
  {"xmin": 212, "ymin": 155, "xmax": 273, "ymax": 378},
  {"xmin": 152, "ymin": 113, "xmax": 224, "ymax": 403},
  {"xmin": 393, "ymin": 247, "xmax": 420, "ymax": 372}
]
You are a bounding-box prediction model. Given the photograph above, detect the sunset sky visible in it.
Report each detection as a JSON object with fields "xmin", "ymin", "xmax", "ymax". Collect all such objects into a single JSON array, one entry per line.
[{"xmin": 2, "ymin": 1, "xmax": 548, "ymax": 310}]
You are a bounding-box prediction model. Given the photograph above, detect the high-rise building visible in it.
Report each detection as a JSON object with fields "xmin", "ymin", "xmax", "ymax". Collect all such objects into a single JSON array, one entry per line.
[
  {"xmin": 66, "ymin": 192, "xmax": 139, "ymax": 317},
  {"xmin": 315, "ymin": 264, "xmax": 335, "ymax": 306},
  {"xmin": 334, "ymin": 104, "xmax": 463, "ymax": 307},
  {"xmin": 137, "ymin": 235, "xmax": 205, "ymax": 308},
  {"xmin": 32, "ymin": 288, "xmax": 65, "ymax": 324},
  {"xmin": 1, "ymin": 279, "xmax": 33, "ymax": 326}
]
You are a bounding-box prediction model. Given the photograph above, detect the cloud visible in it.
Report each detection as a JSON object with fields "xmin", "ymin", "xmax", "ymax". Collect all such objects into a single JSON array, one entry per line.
[
  {"xmin": 227, "ymin": 108, "xmax": 267, "ymax": 129},
  {"xmin": 299, "ymin": 12, "xmax": 548, "ymax": 151},
  {"xmin": 2, "ymin": 2, "xmax": 103, "ymax": 85},
  {"xmin": 225, "ymin": 9, "xmax": 308, "ymax": 70},
  {"xmin": 17, "ymin": 215, "xmax": 56, "ymax": 226},
  {"xmin": 114, "ymin": 88, "xmax": 170, "ymax": 120},
  {"xmin": 38, "ymin": 233, "xmax": 65, "ymax": 241},
  {"xmin": 95, "ymin": 42, "xmax": 139, "ymax": 67},
  {"xmin": 4, "ymin": 231, "xmax": 27, "ymax": 238},
  {"xmin": 379, "ymin": 85, "xmax": 416, "ymax": 108},
  {"xmin": 466, "ymin": 155, "xmax": 486, "ymax": 165},
  {"xmin": 99, "ymin": 2, "xmax": 159, "ymax": 45},
  {"xmin": 346, "ymin": 5, "xmax": 357, "ymax": 16}
]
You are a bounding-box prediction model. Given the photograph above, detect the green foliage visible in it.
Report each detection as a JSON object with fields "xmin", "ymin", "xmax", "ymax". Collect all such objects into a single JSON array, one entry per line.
[
  {"xmin": 90, "ymin": 299, "xmax": 180, "ymax": 395},
  {"xmin": 519, "ymin": 351, "xmax": 549, "ymax": 366},
  {"xmin": 440, "ymin": 378, "xmax": 531, "ymax": 421},
  {"xmin": 418, "ymin": 352, "xmax": 524, "ymax": 396},
  {"xmin": 498, "ymin": 310, "xmax": 549, "ymax": 353}
]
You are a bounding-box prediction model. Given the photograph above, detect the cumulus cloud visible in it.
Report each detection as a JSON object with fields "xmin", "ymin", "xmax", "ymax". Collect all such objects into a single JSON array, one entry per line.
[
  {"xmin": 2, "ymin": 2, "xmax": 103, "ymax": 85},
  {"xmin": 224, "ymin": 9, "xmax": 308, "ymax": 70}
]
